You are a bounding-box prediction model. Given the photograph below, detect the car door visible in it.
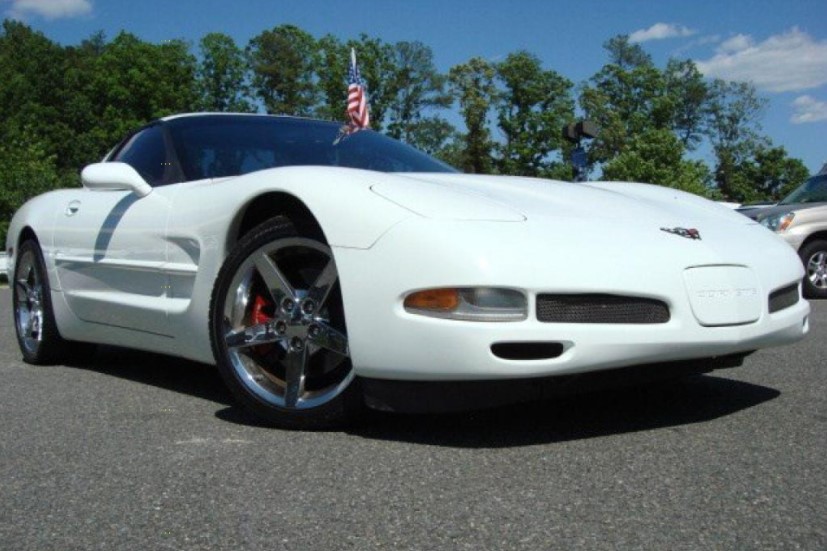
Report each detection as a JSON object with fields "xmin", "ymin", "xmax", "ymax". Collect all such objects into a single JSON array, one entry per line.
[{"xmin": 53, "ymin": 125, "xmax": 176, "ymax": 336}]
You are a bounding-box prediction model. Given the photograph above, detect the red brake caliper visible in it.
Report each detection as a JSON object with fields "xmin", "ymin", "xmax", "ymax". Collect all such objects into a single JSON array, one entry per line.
[{"xmin": 251, "ymin": 295, "xmax": 275, "ymax": 355}]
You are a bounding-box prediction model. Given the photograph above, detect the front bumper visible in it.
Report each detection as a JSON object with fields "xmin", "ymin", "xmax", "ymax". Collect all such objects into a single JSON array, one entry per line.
[{"xmin": 334, "ymin": 218, "xmax": 810, "ymax": 381}]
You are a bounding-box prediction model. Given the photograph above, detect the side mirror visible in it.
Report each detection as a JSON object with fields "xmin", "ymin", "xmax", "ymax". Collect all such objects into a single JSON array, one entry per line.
[{"xmin": 81, "ymin": 162, "xmax": 152, "ymax": 198}]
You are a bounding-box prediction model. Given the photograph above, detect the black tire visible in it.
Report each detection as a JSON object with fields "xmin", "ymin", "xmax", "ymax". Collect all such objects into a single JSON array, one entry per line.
[
  {"xmin": 799, "ymin": 239, "xmax": 827, "ymax": 299},
  {"xmin": 12, "ymin": 239, "xmax": 96, "ymax": 364},
  {"xmin": 209, "ymin": 217, "xmax": 362, "ymax": 429}
]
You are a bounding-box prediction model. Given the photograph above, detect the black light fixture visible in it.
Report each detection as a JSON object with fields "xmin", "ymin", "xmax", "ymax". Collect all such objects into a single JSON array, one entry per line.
[{"xmin": 562, "ymin": 120, "xmax": 599, "ymax": 182}]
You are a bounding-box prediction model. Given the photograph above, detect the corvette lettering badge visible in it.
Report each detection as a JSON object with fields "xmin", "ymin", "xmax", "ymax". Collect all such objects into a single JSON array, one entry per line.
[{"xmin": 660, "ymin": 227, "xmax": 702, "ymax": 240}]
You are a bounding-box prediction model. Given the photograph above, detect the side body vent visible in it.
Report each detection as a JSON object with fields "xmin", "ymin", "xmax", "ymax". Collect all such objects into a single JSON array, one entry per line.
[{"xmin": 768, "ymin": 284, "xmax": 800, "ymax": 313}]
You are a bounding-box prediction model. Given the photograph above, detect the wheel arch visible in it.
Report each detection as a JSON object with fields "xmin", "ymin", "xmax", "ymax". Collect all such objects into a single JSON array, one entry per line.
[
  {"xmin": 10, "ymin": 226, "xmax": 40, "ymax": 271},
  {"xmin": 17, "ymin": 226, "xmax": 39, "ymax": 249},
  {"xmin": 799, "ymin": 231, "xmax": 827, "ymax": 251},
  {"xmin": 229, "ymin": 192, "xmax": 327, "ymax": 249}
]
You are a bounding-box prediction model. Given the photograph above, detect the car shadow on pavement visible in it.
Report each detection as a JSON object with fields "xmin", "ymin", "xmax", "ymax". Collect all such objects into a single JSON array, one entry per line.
[
  {"xmin": 346, "ymin": 374, "xmax": 780, "ymax": 448},
  {"xmin": 64, "ymin": 346, "xmax": 781, "ymax": 444},
  {"xmin": 66, "ymin": 345, "xmax": 235, "ymax": 407}
]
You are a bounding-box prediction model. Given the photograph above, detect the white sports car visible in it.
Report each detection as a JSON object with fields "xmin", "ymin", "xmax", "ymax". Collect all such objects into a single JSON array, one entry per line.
[{"xmin": 6, "ymin": 113, "xmax": 810, "ymax": 428}]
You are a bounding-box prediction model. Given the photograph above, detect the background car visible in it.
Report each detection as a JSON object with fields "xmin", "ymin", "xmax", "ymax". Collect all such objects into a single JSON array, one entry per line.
[
  {"xmin": 736, "ymin": 200, "xmax": 776, "ymax": 216},
  {"xmin": 5, "ymin": 113, "xmax": 811, "ymax": 428},
  {"xmin": 750, "ymin": 163, "xmax": 827, "ymax": 298}
]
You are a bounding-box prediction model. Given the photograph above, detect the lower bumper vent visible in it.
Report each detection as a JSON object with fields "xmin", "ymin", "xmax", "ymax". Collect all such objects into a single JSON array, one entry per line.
[
  {"xmin": 537, "ymin": 294, "xmax": 670, "ymax": 324},
  {"xmin": 491, "ymin": 342, "xmax": 564, "ymax": 360}
]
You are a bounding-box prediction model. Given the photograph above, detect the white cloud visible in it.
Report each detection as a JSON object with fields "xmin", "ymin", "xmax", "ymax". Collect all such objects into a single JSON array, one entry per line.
[
  {"xmin": 695, "ymin": 28, "xmax": 827, "ymax": 93},
  {"xmin": 791, "ymin": 95, "xmax": 827, "ymax": 124},
  {"xmin": 671, "ymin": 34, "xmax": 721, "ymax": 56},
  {"xmin": 718, "ymin": 34, "xmax": 753, "ymax": 53},
  {"xmin": 5, "ymin": 0, "xmax": 92, "ymax": 20},
  {"xmin": 629, "ymin": 23, "xmax": 696, "ymax": 44}
]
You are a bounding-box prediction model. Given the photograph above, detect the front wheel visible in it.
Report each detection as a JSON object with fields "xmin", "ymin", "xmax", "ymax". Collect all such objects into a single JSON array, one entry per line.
[
  {"xmin": 209, "ymin": 218, "xmax": 362, "ymax": 429},
  {"xmin": 800, "ymin": 239, "xmax": 827, "ymax": 299}
]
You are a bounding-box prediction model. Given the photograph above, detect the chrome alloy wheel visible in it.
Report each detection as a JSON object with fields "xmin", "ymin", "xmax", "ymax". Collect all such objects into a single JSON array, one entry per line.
[
  {"xmin": 806, "ymin": 251, "xmax": 827, "ymax": 289},
  {"xmin": 221, "ymin": 237, "xmax": 352, "ymax": 410},
  {"xmin": 14, "ymin": 249, "xmax": 45, "ymax": 356}
]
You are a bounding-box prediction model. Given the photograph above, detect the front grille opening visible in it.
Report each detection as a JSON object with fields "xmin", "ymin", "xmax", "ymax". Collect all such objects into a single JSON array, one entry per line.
[
  {"xmin": 768, "ymin": 283, "xmax": 800, "ymax": 313},
  {"xmin": 491, "ymin": 342, "xmax": 564, "ymax": 360},
  {"xmin": 537, "ymin": 294, "xmax": 670, "ymax": 324}
]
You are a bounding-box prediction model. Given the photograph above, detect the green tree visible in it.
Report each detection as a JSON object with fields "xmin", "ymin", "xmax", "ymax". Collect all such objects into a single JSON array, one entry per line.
[
  {"xmin": 705, "ymin": 79, "xmax": 768, "ymax": 200},
  {"xmin": 742, "ymin": 146, "xmax": 810, "ymax": 201},
  {"xmin": 0, "ymin": 20, "xmax": 68, "ymax": 167},
  {"xmin": 0, "ymin": 133, "xmax": 60, "ymax": 246},
  {"xmin": 403, "ymin": 116, "xmax": 459, "ymax": 162},
  {"xmin": 495, "ymin": 50, "xmax": 574, "ymax": 176},
  {"xmin": 604, "ymin": 35, "xmax": 652, "ymax": 69},
  {"xmin": 65, "ymin": 32, "xmax": 198, "ymax": 169},
  {"xmin": 602, "ymin": 128, "xmax": 711, "ymax": 195},
  {"xmin": 197, "ymin": 32, "xmax": 252, "ymax": 112},
  {"xmin": 664, "ymin": 58, "xmax": 708, "ymax": 149},
  {"xmin": 448, "ymin": 57, "xmax": 497, "ymax": 174},
  {"xmin": 580, "ymin": 35, "xmax": 673, "ymax": 165},
  {"xmin": 247, "ymin": 25, "xmax": 318, "ymax": 116},
  {"xmin": 385, "ymin": 41, "xmax": 451, "ymax": 142},
  {"xmin": 314, "ymin": 34, "xmax": 349, "ymax": 121}
]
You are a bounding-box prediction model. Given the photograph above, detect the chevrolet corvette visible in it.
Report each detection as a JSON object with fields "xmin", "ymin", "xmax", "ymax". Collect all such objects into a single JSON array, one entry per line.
[{"xmin": 6, "ymin": 113, "xmax": 811, "ymax": 428}]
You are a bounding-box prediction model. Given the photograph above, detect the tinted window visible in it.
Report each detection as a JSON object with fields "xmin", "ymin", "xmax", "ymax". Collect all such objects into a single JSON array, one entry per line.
[
  {"xmin": 166, "ymin": 115, "xmax": 456, "ymax": 181},
  {"xmin": 113, "ymin": 125, "xmax": 170, "ymax": 186},
  {"xmin": 780, "ymin": 175, "xmax": 827, "ymax": 205}
]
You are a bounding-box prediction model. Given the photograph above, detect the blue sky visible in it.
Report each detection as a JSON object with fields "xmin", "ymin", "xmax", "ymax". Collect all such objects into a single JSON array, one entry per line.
[{"xmin": 4, "ymin": 0, "xmax": 827, "ymax": 172}]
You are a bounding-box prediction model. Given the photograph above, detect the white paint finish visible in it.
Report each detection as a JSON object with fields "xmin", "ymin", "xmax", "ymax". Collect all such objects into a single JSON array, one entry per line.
[
  {"xmin": 371, "ymin": 177, "xmax": 525, "ymax": 221},
  {"xmin": 81, "ymin": 162, "xmax": 153, "ymax": 197},
  {"xmin": 334, "ymin": 215, "xmax": 808, "ymax": 380},
  {"xmin": 51, "ymin": 186, "xmax": 174, "ymax": 335},
  {"xmin": 683, "ymin": 266, "xmax": 762, "ymax": 326}
]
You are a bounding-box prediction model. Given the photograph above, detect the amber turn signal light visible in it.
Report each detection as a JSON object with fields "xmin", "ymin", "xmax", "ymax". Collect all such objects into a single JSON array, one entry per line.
[{"xmin": 404, "ymin": 288, "xmax": 460, "ymax": 311}]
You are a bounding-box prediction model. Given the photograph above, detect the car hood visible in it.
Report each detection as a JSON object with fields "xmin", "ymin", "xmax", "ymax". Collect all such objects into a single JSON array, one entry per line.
[{"xmin": 373, "ymin": 173, "xmax": 753, "ymax": 228}]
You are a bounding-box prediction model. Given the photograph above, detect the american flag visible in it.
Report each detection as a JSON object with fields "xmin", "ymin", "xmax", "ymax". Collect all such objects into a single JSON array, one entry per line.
[{"xmin": 346, "ymin": 48, "xmax": 369, "ymax": 130}]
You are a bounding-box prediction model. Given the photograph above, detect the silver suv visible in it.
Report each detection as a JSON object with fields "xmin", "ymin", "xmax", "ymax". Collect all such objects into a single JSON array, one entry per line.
[{"xmin": 753, "ymin": 163, "xmax": 827, "ymax": 298}]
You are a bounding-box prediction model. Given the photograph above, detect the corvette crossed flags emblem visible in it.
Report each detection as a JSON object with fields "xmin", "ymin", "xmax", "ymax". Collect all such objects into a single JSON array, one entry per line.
[{"xmin": 660, "ymin": 227, "xmax": 702, "ymax": 240}]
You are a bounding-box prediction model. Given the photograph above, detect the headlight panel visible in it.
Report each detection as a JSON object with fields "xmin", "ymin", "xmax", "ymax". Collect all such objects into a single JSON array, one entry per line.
[
  {"xmin": 404, "ymin": 287, "xmax": 527, "ymax": 322},
  {"xmin": 759, "ymin": 211, "xmax": 795, "ymax": 232}
]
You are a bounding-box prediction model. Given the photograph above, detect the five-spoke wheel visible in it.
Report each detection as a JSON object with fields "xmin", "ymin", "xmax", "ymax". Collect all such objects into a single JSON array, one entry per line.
[
  {"xmin": 210, "ymin": 218, "xmax": 360, "ymax": 428},
  {"xmin": 12, "ymin": 239, "xmax": 94, "ymax": 364},
  {"xmin": 14, "ymin": 245, "xmax": 46, "ymax": 358}
]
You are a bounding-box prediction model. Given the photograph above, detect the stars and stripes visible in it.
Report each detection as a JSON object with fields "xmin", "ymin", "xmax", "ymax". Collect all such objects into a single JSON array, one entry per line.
[{"xmin": 346, "ymin": 48, "xmax": 369, "ymax": 130}]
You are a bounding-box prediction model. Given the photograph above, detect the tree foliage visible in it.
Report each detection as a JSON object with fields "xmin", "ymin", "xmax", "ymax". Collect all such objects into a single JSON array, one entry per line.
[
  {"xmin": 602, "ymin": 129, "xmax": 710, "ymax": 195},
  {"xmin": 198, "ymin": 33, "xmax": 252, "ymax": 112},
  {"xmin": 247, "ymin": 25, "xmax": 318, "ymax": 116},
  {"xmin": 495, "ymin": 51, "xmax": 574, "ymax": 177},
  {"xmin": 448, "ymin": 57, "xmax": 497, "ymax": 174},
  {"xmin": 0, "ymin": 133, "xmax": 60, "ymax": 245}
]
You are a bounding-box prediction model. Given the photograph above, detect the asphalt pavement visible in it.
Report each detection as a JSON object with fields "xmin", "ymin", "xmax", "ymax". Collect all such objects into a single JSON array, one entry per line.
[{"xmin": 1, "ymin": 286, "xmax": 825, "ymax": 550}]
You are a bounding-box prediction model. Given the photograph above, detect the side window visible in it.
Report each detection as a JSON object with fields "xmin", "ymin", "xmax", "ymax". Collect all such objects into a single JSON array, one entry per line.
[{"xmin": 112, "ymin": 126, "xmax": 170, "ymax": 186}]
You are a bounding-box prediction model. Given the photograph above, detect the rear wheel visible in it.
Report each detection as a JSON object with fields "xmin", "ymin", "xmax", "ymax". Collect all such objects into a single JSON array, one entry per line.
[
  {"xmin": 13, "ymin": 239, "xmax": 95, "ymax": 364},
  {"xmin": 209, "ymin": 218, "xmax": 361, "ymax": 429},
  {"xmin": 800, "ymin": 239, "xmax": 827, "ymax": 299}
]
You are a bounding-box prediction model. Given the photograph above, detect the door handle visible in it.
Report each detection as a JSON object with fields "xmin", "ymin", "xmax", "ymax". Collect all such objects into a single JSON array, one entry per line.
[{"xmin": 65, "ymin": 201, "xmax": 81, "ymax": 216}]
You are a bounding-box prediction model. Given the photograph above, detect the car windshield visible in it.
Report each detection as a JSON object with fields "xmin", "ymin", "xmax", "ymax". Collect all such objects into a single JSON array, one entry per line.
[
  {"xmin": 779, "ymin": 174, "xmax": 827, "ymax": 205},
  {"xmin": 166, "ymin": 115, "xmax": 456, "ymax": 180}
]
